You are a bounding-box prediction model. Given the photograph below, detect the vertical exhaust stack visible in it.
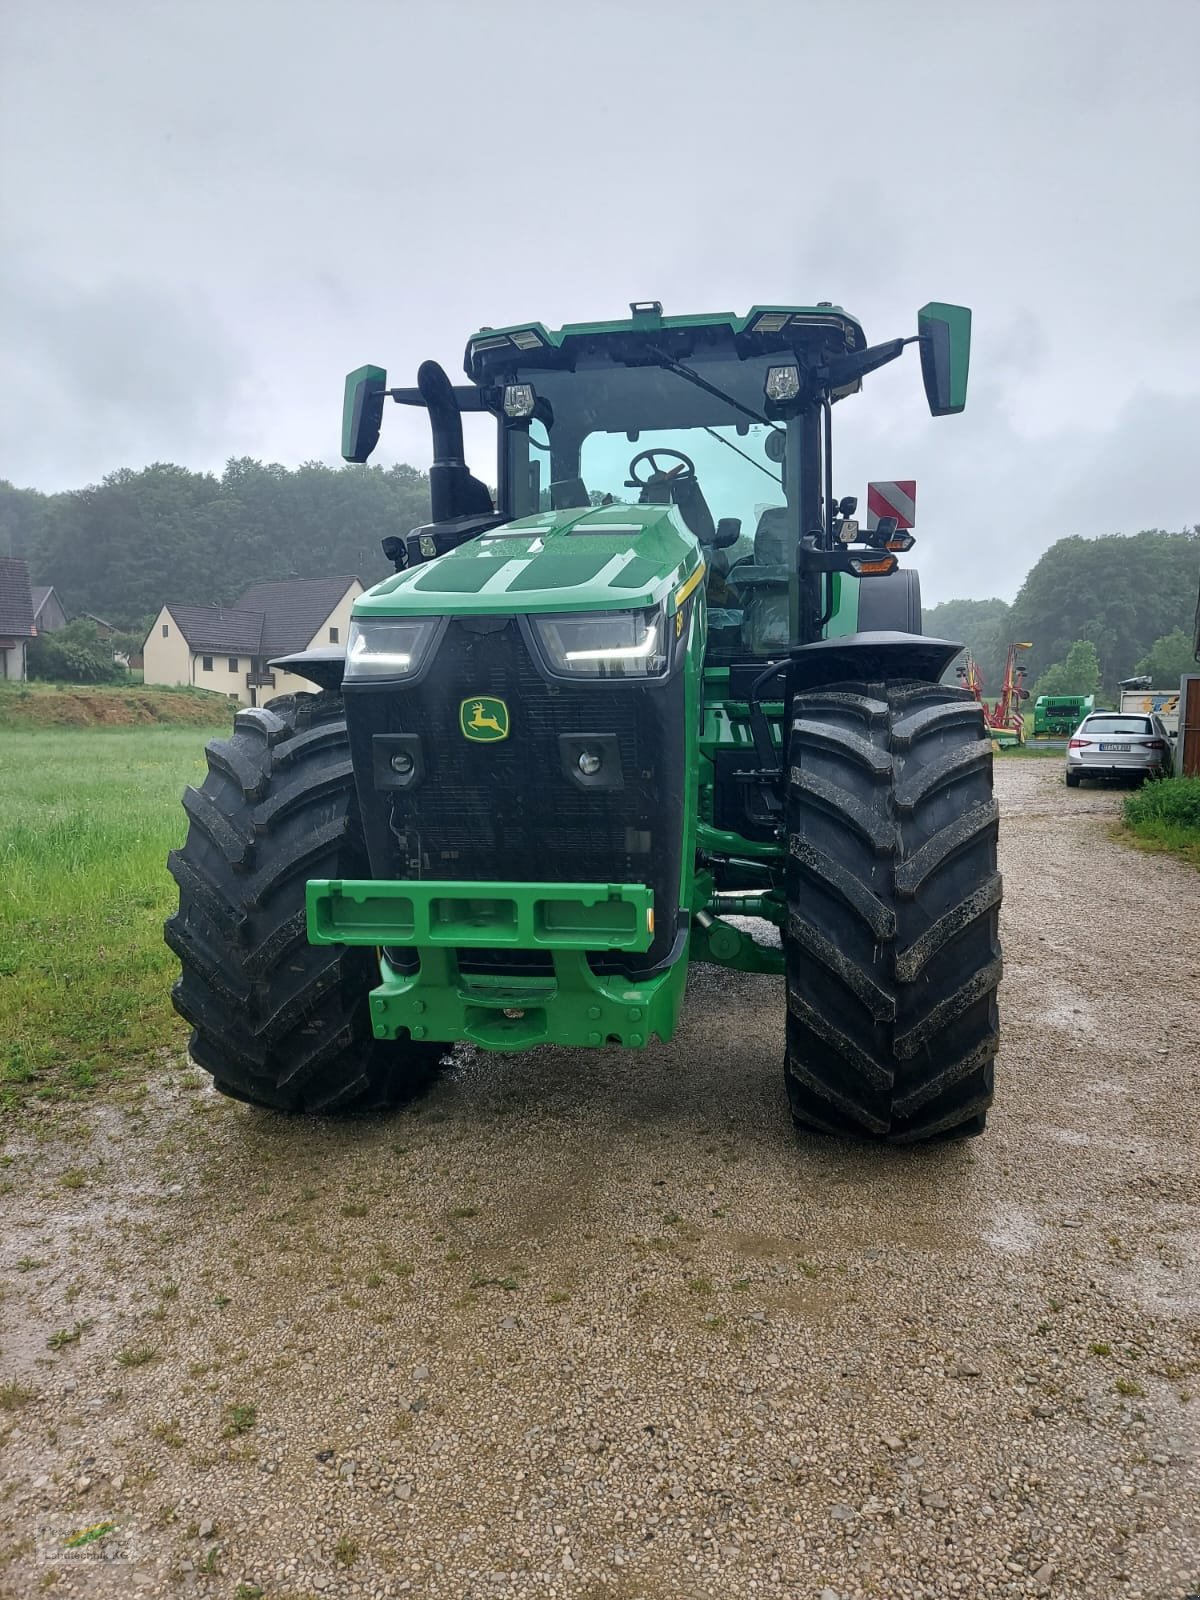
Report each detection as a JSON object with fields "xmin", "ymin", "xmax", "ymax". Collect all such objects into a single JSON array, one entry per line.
[{"xmin": 416, "ymin": 361, "xmax": 494, "ymax": 523}]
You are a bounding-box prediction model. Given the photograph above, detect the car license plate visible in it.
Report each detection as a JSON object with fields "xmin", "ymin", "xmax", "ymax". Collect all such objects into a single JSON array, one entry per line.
[{"xmin": 1099, "ymin": 743, "xmax": 1125, "ymax": 751}]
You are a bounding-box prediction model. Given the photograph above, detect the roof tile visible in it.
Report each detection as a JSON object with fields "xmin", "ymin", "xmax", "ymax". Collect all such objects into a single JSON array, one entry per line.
[
  {"xmin": 164, "ymin": 605, "xmax": 265, "ymax": 655},
  {"xmin": 236, "ymin": 576, "xmax": 358, "ymax": 655},
  {"xmin": 0, "ymin": 558, "xmax": 35, "ymax": 638}
]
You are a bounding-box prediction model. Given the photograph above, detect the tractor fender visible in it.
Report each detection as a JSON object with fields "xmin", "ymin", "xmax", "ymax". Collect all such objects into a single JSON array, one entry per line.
[
  {"xmin": 268, "ymin": 647, "xmax": 347, "ymax": 692},
  {"xmin": 856, "ymin": 567, "xmax": 922, "ymax": 634},
  {"xmin": 788, "ymin": 631, "xmax": 963, "ymax": 693}
]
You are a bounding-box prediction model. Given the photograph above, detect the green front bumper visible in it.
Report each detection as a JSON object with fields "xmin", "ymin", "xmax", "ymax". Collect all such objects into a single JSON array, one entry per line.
[{"xmin": 306, "ymin": 879, "xmax": 687, "ymax": 1051}]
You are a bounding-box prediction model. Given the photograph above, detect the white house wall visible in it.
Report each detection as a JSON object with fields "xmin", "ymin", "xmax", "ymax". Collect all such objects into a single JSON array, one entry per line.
[
  {"xmin": 1, "ymin": 641, "xmax": 28, "ymax": 681},
  {"xmin": 142, "ymin": 607, "xmax": 192, "ymax": 688},
  {"xmin": 193, "ymin": 652, "xmax": 252, "ymax": 700}
]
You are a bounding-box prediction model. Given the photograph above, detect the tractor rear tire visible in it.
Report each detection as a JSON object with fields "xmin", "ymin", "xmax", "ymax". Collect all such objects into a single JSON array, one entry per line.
[
  {"xmin": 784, "ymin": 679, "xmax": 1000, "ymax": 1142},
  {"xmin": 165, "ymin": 691, "xmax": 447, "ymax": 1112}
]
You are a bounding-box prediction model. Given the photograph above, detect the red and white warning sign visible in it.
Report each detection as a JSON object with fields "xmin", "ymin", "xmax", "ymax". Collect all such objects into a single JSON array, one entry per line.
[{"xmin": 866, "ymin": 480, "xmax": 916, "ymax": 531}]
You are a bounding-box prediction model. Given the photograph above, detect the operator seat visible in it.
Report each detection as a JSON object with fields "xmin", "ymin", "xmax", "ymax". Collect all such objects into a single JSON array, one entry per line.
[
  {"xmin": 549, "ymin": 477, "xmax": 590, "ymax": 510},
  {"xmin": 732, "ymin": 506, "xmax": 792, "ymax": 653}
]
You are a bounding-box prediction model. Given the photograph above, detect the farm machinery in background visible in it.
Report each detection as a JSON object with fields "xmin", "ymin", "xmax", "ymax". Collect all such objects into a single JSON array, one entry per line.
[
  {"xmin": 1032, "ymin": 693, "xmax": 1097, "ymax": 737},
  {"xmin": 956, "ymin": 641, "xmax": 1031, "ymax": 746}
]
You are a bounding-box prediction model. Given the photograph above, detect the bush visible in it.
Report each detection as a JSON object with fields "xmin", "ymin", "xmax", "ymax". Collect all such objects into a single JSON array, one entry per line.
[
  {"xmin": 1123, "ymin": 776, "xmax": 1200, "ymax": 867},
  {"xmin": 26, "ymin": 619, "xmax": 124, "ymax": 685},
  {"xmin": 1124, "ymin": 775, "xmax": 1200, "ymax": 829}
]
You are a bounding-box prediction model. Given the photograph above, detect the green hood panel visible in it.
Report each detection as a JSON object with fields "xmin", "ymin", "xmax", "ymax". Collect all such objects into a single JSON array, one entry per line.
[{"xmin": 356, "ymin": 504, "xmax": 703, "ymax": 617}]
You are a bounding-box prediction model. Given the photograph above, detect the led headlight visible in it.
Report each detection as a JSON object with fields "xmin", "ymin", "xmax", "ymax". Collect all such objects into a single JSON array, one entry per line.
[
  {"xmin": 343, "ymin": 616, "xmax": 442, "ymax": 681},
  {"xmin": 531, "ymin": 604, "xmax": 668, "ymax": 679}
]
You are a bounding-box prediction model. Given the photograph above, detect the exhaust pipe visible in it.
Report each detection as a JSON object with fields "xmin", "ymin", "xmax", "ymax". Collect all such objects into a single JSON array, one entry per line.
[{"xmin": 417, "ymin": 360, "xmax": 492, "ymax": 523}]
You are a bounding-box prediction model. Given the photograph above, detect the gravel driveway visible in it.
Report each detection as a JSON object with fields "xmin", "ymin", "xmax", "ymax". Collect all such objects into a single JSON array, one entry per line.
[{"xmin": 2, "ymin": 759, "xmax": 1197, "ymax": 1600}]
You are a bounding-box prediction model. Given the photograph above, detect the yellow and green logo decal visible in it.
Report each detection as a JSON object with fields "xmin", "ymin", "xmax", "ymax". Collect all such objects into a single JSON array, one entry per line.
[
  {"xmin": 64, "ymin": 1521, "xmax": 117, "ymax": 1549},
  {"xmin": 460, "ymin": 696, "xmax": 510, "ymax": 742}
]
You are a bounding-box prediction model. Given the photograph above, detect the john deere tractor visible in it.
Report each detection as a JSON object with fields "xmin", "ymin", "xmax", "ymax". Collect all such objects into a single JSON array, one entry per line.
[{"xmin": 166, "ymin": 299, "xmax": 1001, "ymax": 1141}]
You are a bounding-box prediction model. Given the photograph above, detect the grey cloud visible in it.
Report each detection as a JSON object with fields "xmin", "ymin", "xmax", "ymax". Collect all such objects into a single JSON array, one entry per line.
[
  {"xmin": 0, "ymin": 0, "xmax": 1196, "ymax": 597},
  {"xmin": 0, "ymin": 256, "xmax": 245, "ymax": 489}
]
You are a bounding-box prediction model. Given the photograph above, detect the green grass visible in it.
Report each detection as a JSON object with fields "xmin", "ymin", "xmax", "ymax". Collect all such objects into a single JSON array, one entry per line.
[
  {"xmin": 0, "ymin": 726, "xmax": 227, "ymax": 1114},
  {"xmin": 0, "ymin": 1378, "xmax": 35, "ymax": 1410},
  {"xmin": 115, "ymin": 1344, "xmax": 159, "ymax": 1368},
  {"xmin": 221, "ymin": 1403, "xmax": 257, "ymax": 1437},
  {"xmin": 1121, "ymin": 776, "xmax": 1200, "ymax": 868}
]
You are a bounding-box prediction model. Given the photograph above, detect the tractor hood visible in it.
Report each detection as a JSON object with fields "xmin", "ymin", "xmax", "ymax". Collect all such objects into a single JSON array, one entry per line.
[{"xmin": 355, "ymin": 504, "xmax": 703, "ymax": 618}]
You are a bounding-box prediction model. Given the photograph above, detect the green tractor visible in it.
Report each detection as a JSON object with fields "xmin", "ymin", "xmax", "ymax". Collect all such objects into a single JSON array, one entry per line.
[{"xmin": 166, "ymin": 299, "xmax": 1000, "ymax": 1141}]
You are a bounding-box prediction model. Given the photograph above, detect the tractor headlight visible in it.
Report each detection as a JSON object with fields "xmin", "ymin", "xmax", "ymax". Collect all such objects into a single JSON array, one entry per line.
[
  {"xmin": 344, "ymin": 617, "xmax": 443, "ymax": 681},
  {"xmin": 530, "ymin": 604, "xmax": 669, "ymax": 679}
]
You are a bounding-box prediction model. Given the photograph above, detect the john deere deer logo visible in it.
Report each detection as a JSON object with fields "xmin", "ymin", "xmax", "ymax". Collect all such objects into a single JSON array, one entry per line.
[{"xmin": 460, "ymin": 696, "xmax": 510, "ymax": 742}]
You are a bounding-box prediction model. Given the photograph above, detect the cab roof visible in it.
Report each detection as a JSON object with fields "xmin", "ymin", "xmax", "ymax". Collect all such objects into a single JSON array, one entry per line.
[{"xmin": 464, "ymin": 302, "xmax": 867, "ymax": 382}]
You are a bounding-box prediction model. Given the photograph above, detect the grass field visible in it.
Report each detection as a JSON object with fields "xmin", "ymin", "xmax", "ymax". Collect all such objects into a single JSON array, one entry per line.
[{"xmin": 0, "ymin": 725, "xmax": 227, "ymax": 1114}]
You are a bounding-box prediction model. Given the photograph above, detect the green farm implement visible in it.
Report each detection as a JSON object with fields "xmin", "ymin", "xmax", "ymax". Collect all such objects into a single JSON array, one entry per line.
[
  {"xmin": 167, "ymin": 298, "xmax": 1001, "ymax": 1140},
  {"xmin": 1033, "ymin": 694, "xmax": 1096, "ymax": 738}
]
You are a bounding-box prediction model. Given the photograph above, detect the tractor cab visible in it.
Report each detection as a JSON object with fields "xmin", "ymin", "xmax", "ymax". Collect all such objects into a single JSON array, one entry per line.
[{"xmin": 345, "ymin": 300, "xmax": 970, "ymax": 668}]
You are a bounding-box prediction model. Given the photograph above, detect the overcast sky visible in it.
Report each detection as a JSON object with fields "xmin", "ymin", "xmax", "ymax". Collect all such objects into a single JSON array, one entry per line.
[{"xmin": 2, "ymin": 0, "xmax": 1197, "ymax": 602}]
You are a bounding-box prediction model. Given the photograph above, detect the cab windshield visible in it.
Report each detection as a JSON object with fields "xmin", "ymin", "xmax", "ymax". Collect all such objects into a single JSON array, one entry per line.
[{"xmin": 502, "ymin": 355, "xmax": 804, "ymax": 663}]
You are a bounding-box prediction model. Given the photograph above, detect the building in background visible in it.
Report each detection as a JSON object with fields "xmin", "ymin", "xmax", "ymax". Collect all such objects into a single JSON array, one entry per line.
[
  {"xmin": 0, "ymin": 558, "xmax": 36, "ymax": 681},
  {"xmin": 30, "ymin": 586, "xmax": 69, "ymax": 634},
  {"xmin": 142, "ymin": 575, "xmax": 362, "ymax": 705}
]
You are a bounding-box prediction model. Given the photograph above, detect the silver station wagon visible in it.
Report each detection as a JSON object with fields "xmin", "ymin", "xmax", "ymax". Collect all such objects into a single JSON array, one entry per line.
[{"xmin": 1065, "ymin": 712, "xmax": 1173, "ymax": 787}]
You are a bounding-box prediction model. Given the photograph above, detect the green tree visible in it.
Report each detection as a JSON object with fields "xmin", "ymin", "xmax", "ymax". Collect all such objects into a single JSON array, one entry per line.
[
  {"xmin": 0, "ymin": 480, "xmax": 54, "ymax": 559},
  {"xmin": 1032, "ymin": 639, "xmax": 1101, "ymax": 700},
  {"xmin": 15, "ymin": 458, "xmax": 433, "ymax": 627},
  {"xmin": 1008, "ymin": 527, "xmax": 1199, "ymax": 686},
  {"xmin": 1134, "ymin": 627, "xmax": 1196, "ymax": 685},
  {"xmin": 25, "ymin": 618, "xmax": 124, "ymax": 684},
  {"xmin": 923, "ymin": 597, "xmax": 1012, "ymax": 686}
]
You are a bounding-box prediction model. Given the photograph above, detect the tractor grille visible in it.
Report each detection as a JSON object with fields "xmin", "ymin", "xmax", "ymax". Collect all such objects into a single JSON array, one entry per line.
[{"xmin": 344, "ymin": 616, "xmax": 686, "ymax": 971}]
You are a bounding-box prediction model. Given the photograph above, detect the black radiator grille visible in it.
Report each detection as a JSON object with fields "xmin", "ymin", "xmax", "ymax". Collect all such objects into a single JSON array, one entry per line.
[{"xmin": 345, "ymin": 616, "xmax": 686, "ymax": 969}]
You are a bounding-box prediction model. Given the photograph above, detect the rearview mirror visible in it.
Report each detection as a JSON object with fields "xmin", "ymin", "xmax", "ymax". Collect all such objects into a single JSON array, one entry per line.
[
  {"xmin": 342, "ymin": 364, "xmax": 387, "ymax": 462},
  {"xmin": 917, "ymin": 303, "xmax": 971, "ymax": 416}
]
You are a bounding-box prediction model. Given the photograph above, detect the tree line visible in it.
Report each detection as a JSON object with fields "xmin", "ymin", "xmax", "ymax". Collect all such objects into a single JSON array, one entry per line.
[
  {"xmin": 0, "ymin": 458, "xmax": 432, "ymax": 633},
  {"xmin": 925, "ymin": 527, "xmax": 1199, "ymax": 701}
]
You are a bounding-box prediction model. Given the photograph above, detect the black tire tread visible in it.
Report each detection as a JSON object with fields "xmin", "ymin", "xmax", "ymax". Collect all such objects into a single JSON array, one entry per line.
[
  {"xmin": 165, "ymin": 690, "xmax": 446, "ymax": 1113},
  {"xmin": 784, "ymin": 678, "xmax": 1001, "ymax": 1142}
]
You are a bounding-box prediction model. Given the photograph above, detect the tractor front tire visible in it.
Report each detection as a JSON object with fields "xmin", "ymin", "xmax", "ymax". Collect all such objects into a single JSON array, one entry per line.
[
  {"xmin": 784, "ymin": 680, "xmax": 1001, "ymax": 1142},
  {"xmin": 165, "ymin": 692, "xmax": 446, "ymax": 1112}
]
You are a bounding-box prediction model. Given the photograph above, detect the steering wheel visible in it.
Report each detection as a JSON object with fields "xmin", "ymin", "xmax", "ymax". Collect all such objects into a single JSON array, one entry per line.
[{"xmin": 626, "ymin": 447, "xmax": 697, "ymax": 487}]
